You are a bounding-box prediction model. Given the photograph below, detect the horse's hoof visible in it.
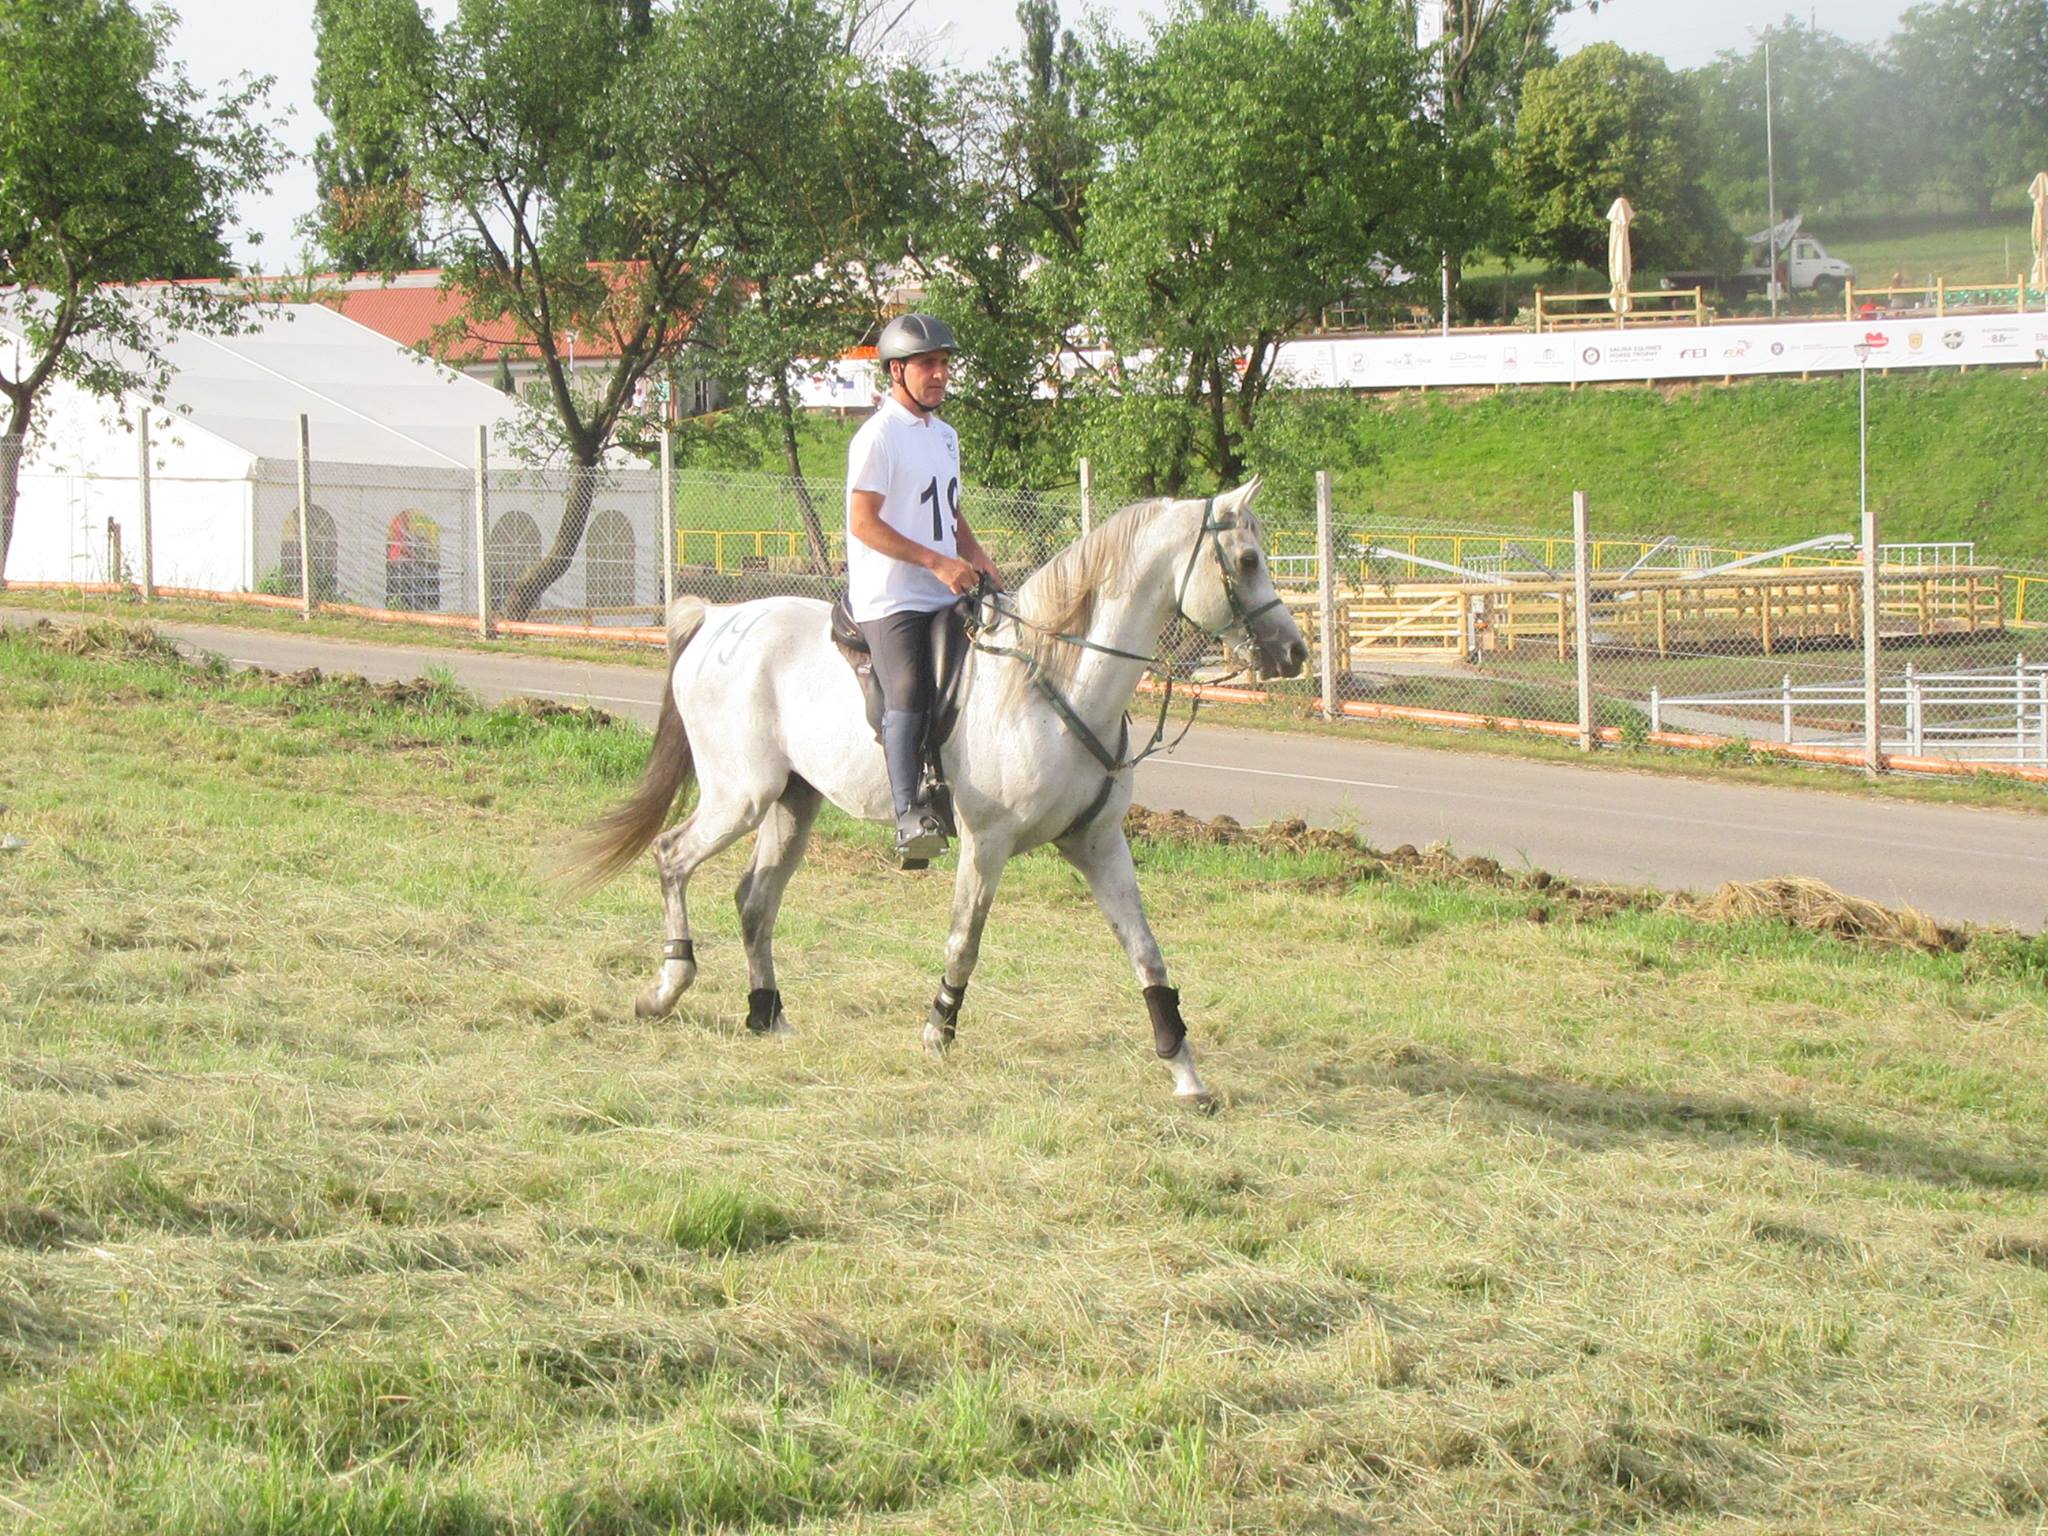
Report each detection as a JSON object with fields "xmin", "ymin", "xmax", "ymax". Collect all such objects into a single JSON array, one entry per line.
[
  {"xmin": 1175, "ymin": 1090, "xmax": 1217, "ymax": 1115},
  {"xmin": 922, "ymin": 1021, "xmax": 953, "ymax": 1059},
  {"xmin": 764, "ymin": 1016, "xmax": 798, "ymax": 1038},
  {"xmin": 635, "ymin": 988, "xmax": 678, "ymax": 1019}
]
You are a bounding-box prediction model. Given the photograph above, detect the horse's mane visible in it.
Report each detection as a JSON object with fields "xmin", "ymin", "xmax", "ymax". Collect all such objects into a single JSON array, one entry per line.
[{"xmin": 1001, "ymin": 496, "xmax": 1171, "ymax": 698}]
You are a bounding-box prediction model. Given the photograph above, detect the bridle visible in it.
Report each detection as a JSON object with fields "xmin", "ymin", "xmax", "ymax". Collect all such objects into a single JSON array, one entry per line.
[{"xmin": 971, "ymin": 498, "xmax": 1289, "ymax": 777}]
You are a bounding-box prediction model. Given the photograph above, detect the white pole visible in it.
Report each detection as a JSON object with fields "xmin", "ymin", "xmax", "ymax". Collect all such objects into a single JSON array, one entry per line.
[
  {"xmin": 1860, "ymin": 357, "xmax": 1879, "ymax": 774},
  {"xmin": 295, "ymin": 414, "xmax": 314, "ymax": 621},
  {"xmin": 1782, "ymin": 673, "xmax": 1794, "ymax": 743},
  {"xmin": 659, "ymin": 426, "xmax": 675, "ymax": 614},
  {"xmin": 1573, "ymin": 490, "xmax": 1593, "ymax": 752},
  {"xmin": 474, "ymin": 425, "xmax": 492, "ymax": 639},
  {"xmin": 1078, "ymin": 456, "xmax": 1094, "ymax": 539},
  {"xmin": 1764, "ymin": 40, "xmax": 1779, "ymax": 320},
  {"xmin": 1906, "ymin": 663, "xmax": 1921, "ymax": 755},
  {"xmin": 1316, "ymin": 470, "xmax": 1337, "ymax": 721},
  {"xmin": 135, "ymin": 405, "xmax": 154, "ymax": 602}
]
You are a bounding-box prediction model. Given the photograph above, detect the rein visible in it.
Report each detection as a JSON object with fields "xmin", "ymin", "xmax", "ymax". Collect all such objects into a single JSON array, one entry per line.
[{"xmin": 970, "ymin": 499, "xmax": 1286, "ymax": 777}]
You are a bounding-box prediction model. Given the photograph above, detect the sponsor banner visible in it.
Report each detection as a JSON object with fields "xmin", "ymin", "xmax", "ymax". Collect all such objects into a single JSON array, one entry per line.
[
  {"xmin": 789, "ymin": 312, "xmax": 2048, "ymax": 411},
  {"xmin": 1295, "ymin": 312, "xmax": 2048, "ymax": 389}
]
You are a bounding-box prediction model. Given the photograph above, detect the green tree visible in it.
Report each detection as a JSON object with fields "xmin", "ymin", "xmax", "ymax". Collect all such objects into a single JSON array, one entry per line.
[
  {"xmin": 1508, "ymin": 43, "xmax": 1733, "ymax": 274},
  {"xmin": 1890, "ymin": 0, "xmax": 2048, "ymax": 216},
  {"xmin": 0, "ymin": 0, "xmax": 280, "ymax": 583},
  {"xmin": 913, "ymin": 1, "xmax": 1101, "ymax": 493},
  {"xmin": 1075, "ymin": 0, "xmax": 1435, "ymax": 490},
  {"xmin": 310, "ymin": 0, "xmax": 430, "ymax": 273},
  {"xmin": 1692, "ymin": 23, "xmax": 1890, "ymax": 220},
  {"xmin": 331, "ymin": 0, "xmax": 835, "ymax": 620},
  {"xmin": 1424, "ymin": 0, "xmax": 1595, "ymax": 317},
  {"xmin": 699, "ymin": 13, "xmax": 934, "ymax": 570}
]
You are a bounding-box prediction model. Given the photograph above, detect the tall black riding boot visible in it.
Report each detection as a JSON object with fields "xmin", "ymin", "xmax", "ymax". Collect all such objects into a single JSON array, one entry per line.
[{"xmin": 883, "ymin": 709, "xmax": 944, "ymax": 861}]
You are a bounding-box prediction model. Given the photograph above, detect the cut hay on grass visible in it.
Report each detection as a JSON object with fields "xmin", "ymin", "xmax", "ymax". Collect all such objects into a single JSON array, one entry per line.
[
  {"xmin": 3, "ymin": 621, "xmax": 2048, "ymax": 1533},
  {"xmin": 1688, "ymin": 876, "xmax": 1969, "ymax": 956}
]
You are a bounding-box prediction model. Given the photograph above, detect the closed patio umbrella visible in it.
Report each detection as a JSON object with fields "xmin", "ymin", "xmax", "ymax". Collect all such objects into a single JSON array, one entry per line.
[
  {"xmin": 2031, "ymin": 172, "xmax": 2048, "ymax": 295},
  {"xmin": 1607, "ymin": 197, "xmax": 1635, "ymax": 317}
]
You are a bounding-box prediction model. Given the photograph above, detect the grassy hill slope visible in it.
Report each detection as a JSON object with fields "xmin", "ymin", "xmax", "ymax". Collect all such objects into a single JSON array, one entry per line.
[
  {"xmin": 743, "ymin": 362, "xmax": 2048, "ymax": 561},
  {"xmin": 1283, "ymin": 367, "xmax": 2048, "ymax": 557}
]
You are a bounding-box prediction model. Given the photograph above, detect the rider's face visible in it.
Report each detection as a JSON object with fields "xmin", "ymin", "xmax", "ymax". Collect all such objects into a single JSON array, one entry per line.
[{"xmin": 894, "ymin": 351, "xmax": 951, "ymax": 411}]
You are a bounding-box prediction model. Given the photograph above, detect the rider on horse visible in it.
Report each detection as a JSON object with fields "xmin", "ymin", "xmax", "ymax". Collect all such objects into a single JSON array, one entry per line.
[{"xmin": 846, "ymin": 313, "xmax": 1003, "ymax": 862}]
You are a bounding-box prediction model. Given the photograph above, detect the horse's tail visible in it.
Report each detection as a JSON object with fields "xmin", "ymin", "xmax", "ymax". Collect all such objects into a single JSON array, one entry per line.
[{"xmin": 554, "ymin": 596, "xmax": 710, "ymax": 893}]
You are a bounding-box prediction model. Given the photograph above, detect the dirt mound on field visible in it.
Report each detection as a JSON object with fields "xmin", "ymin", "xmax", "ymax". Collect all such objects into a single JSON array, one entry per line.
[{"xmin": 1122, "ymin": 805, "xmax": 1651, "ymax": 922}]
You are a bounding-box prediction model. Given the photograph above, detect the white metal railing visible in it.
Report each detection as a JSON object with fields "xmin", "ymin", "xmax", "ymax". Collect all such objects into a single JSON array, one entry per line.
[{"xmin": 1650, "ymin": 656, "xmax": 2048, "ymax": 763}]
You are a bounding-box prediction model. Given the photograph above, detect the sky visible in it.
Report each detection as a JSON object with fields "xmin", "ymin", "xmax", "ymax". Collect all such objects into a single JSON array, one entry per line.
[{"xmin": 173, "ymin": 0, "xmax": 1916, "ymax": 269}]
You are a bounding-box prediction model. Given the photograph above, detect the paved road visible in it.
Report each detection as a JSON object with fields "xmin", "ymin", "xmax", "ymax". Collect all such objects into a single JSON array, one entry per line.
[{"xmin": 12, "ymin": 608, "xmax": 2048, "ymax": 931}]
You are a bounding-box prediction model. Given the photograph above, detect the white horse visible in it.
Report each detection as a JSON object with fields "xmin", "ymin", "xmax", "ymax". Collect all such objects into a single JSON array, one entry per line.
[{"xmin": 563, "ymin": 479, "xmax": 1308, "ymax": 1107}]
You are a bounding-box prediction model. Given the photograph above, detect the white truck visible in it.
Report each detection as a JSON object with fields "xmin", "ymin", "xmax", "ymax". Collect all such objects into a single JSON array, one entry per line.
[{"xmin": 1662, "ymin": 215, "xmax": 1857, "ymax": 301}]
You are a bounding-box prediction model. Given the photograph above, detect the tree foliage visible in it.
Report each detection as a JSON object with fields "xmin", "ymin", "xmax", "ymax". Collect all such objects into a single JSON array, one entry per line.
[
  {"xmin": 1508, "ymin": 42, "xmax": 1733, "ymax": 274},
  {"xmin": 909, "ymin": 1, "xmax": 1101, "ymax": 491},
  {"xmin": 1888, "ymin": 0, "xmax": 2048, "ymax": 216},
  {"xmin": 0, "ymin": 0, "xmax": 279, "ymax": 579},
  {"xmin": 1073, "ymin": 0, "xmax": 1434, "ymax": 489},
  {"xmin": 310, "ymin": 0, "xmax": 430, "ymax": 272}
]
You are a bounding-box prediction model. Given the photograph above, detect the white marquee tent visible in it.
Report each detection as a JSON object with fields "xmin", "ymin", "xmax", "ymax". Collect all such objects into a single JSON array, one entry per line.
[{"xmin": 2, "ymin": 300, "xmax": 654, "ymax": 614}]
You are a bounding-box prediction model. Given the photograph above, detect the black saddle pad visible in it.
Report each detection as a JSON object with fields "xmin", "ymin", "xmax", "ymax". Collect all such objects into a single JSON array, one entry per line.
[{"xmin": 829, "ymin": 593, "xmax": 973, "ymax": 755}]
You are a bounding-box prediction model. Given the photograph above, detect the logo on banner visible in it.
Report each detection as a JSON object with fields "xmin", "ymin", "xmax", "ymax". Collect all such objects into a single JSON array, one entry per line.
[
  {"xmin": 1863, "ymin": 331, "xmax": 1890, "ymax": 350},
  {"xmin": 1985, "ymin": 329, "xmax": 2018, "ymax": 347},
  {"xmin": 1907, "ymin": 330, "xmax": 1925, "ymax": 351},
  {"xmin": 1723, "ymin": 341, "xmax": 1750, "ymax": 359},
  {"xmin": 1678, "ymin": 347, "xmax": 1707, "ymax": 360},
  {"xmin": 1581, "ymin": 346, "xmax": 1601, "ymax": 365},
  {"xmin": 1501, "ymin": 346, "xmax": 1519, "ymax": 369},
  {"xmin": 1769, "ymin": 341, "xmax": 1786, "ymax": 356},
  {"xmin": 1942, "ymin": 330, "xmax": 1964, "ymax": 350}
]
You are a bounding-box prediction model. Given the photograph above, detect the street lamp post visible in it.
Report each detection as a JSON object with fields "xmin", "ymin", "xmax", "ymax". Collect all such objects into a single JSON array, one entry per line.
[{"xmin": 1764, "ymin": 39, "xmax": 1779, "ymax": 319}]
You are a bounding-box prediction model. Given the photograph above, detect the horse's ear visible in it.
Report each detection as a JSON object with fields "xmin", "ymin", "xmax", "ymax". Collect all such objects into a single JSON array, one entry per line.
[{"xmin": 1228, "ymin": 476, "xmax": 1263, "ymax": 511}]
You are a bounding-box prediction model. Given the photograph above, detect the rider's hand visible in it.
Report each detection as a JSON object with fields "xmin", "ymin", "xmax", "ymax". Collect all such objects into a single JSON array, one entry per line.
[
  {"xmin": 932, "ymin": 554, "xmax": 978, "ymax": 595},
  {"xmin": 971, "ymin": 555, "xmax": 1004, "ymax": 592}
]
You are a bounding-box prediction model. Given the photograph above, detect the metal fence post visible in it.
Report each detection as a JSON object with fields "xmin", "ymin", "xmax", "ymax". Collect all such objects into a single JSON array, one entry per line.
[
  {"xmin": 1573, "ymin": 490, "xmax": 1593, "ymax": 752},
  {"xmin": 1649, "ymin": 686, "xmax": 1661, "ymax": 735},
  {"xmin": 1862, "ymin": 504, "xmax": 1880, "ymax": 774},
  {"xmin": 295, "ymin": 414, "xmax": 314, "ymax": 621},
  {"xmin": 1078, "ymin": 456, "xmax": 1093, "ymax": 539},
  {"xmin": 474, "ymin": 425, "xmax": 492, "ymax": 639},
  {"xmin": 659, "ymin": 426, "xmax": 675, "ymax": 614},
  {"xmin": 1906, "ymin": 663, "xmax": 1921, "ymax": 755},
  {"xmin": 2038, "ymin": 668, "xmax": 2047, "ymax": 766},
  {"xmin": 136, "ymin": 406, "xmax": 155, "ymax": 602},
  {"xmin": 1316, "ymin": 469, "xmax": 1337, "ymax": 720},
  {"xmin": 1782, "ymin": 673, "xmax": 1794, "ymax": 743}
]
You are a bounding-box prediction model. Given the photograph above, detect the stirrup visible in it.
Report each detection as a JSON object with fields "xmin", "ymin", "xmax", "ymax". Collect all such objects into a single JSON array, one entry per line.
[{"xmin": 894, "ymin": 806, "xmax": 946, "ymax": 863}]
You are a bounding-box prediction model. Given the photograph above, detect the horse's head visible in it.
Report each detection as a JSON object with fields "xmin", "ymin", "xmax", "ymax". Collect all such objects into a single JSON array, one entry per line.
[{"xmin": 1174, "ymin": 478, "xmax": 1309, "ymax": 681}]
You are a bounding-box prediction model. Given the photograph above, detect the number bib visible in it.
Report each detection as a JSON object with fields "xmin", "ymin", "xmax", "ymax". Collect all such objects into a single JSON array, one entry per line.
[{"xmin": 845, "ymin": 394, "xmax": 963, "ymax": 622}]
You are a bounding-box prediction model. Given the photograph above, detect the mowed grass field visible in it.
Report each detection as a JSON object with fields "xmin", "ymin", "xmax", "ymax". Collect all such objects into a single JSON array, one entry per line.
[{"xmin": 5, "ymin": 622, "xmax": 2048, "ymax": 1533}]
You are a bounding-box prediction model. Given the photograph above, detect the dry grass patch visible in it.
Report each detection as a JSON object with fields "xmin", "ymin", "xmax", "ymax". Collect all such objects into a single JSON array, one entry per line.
[{"xmin": 2, "ymin": 622, "xmax": 2047, "ymax": 1532}]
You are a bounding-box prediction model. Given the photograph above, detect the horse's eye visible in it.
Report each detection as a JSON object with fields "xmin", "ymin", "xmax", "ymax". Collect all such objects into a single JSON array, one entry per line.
[{"xmin": 1237, "ymin": 550, "xmax": 1259, "ymax": 575}]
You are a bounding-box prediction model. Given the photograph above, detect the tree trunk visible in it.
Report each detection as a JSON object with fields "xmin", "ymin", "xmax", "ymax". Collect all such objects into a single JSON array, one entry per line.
[
  {"xmin": 773, "ymin": 371, "xmax": 833, "ymax": 576},
  {"xmin": 503, "ymin": 458, "xmax": 601, "ymax": 622},
  {"xmin": 0, "ymin": 399, "xmax": 30, "ymax": 589}
]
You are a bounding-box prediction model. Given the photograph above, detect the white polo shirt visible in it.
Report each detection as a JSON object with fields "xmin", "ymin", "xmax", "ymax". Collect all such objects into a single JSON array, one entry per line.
[{"xmin": 845, "ymin": 393, "xmax": 962, "ymax": 621}]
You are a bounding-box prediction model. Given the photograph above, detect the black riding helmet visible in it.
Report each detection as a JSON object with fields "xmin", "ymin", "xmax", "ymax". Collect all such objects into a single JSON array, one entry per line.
[{"xmin": 876, "ymin": 313, "xmax": 959, "ymax": 366}]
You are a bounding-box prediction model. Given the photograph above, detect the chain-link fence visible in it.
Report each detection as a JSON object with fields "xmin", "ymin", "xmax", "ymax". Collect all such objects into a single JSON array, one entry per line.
[{"xmin": 13, "ymin": 428, "xmax": 2048, "ymax": 783}]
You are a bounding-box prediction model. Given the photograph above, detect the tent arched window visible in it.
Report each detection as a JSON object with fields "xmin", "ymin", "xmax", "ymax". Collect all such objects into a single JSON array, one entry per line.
[
  {"xmin": 277, "ymin": 505, "xmax": 339, "ymax": 601},
  {"xmin": 385, "ymin": 510, "xmax": 442, "ymax": 611},
  {"xmin": 486, "ymin": 509, "xmax": 542, "ymax": 615},
  {"xmin": 585, "ymin": 509, "xmax": 635, "ymax": 610}
]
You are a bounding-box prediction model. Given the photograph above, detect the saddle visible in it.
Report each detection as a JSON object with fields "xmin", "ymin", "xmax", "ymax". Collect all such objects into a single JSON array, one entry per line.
[{"xmin": 829, "ymin": 592, "xmax": 975, "ymax": 836}]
